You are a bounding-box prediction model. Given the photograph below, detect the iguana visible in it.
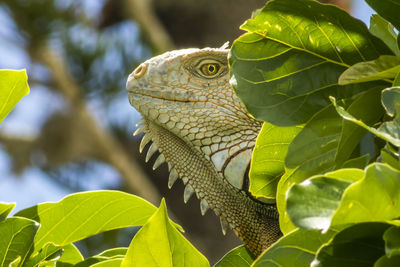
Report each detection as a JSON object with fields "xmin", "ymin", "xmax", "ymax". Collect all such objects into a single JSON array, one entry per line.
[{"xmin": 126, "ymin": 47, "xmax": 282, "ymax": 256}]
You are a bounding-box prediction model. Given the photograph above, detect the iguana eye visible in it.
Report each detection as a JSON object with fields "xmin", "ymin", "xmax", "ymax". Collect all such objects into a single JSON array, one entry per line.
[
  {"xmin": 201, "ymin": 63, "xmax": 219, "ymax": 75},
  {"xmin": 197, "ymin": 60, "xmax": 222, "ymax": 78}
]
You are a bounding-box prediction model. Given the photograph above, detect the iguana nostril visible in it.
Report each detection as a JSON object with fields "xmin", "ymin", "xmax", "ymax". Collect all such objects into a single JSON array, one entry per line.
[{"xmin": 133, "ymin": 63, "xmax": 148, "ymax": 78}]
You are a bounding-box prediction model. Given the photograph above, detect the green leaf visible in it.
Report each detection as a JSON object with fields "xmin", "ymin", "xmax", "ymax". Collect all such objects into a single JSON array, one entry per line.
[
  {"xmin": 394, "ymin": 71, "xmax": 400, "ymax": 86},
  {"xmin": 382, "ymin": 87, "xmax": 400, "ymax": 117},
  {"xmin": 253, "ymin": 227, "xmax": 341, "ymax": 267},
  {"xmin": 74, "ymin": 248, "xmax": 127, "ymax": 267},
  {"xmin": 249, "ymin": 122, "xmax": 302, "ymax": 200},
  {"xmin": 97, "ymin": 248, "xmax": 127, "ymax": 258},
  {"xmin": 341, "ymin": 154, "xmax": 370, "ymax": 169},
  {"xmin": 365, "ymin": 0, "xmax": 400, "ymax": 31},
  {"xmin": 121, "ymin": 199, "xmax": 209, "ymax": 267},
  {"xmin": 313, "ymin": 222, "xmax": 389, "ymax": 267},
  {"xmin": 278, "ymin": 88, "xmax": 381, "ymax": 233},
  {"xmin": 28, "ymin": 244, "xmax": 82, "ymax": 267},
  {"xmin": 229, "ymin": 0, "xmax": 391, "ymax": 125},
  {"xmin": 75, "ymin": 256, "xmax": 124, "ymax": 267},
  {"xmin": 213, "ymin": 245, "xmax": 254, "ymax": 267},
  {"xmin": 277, "ymin": 104, "xmax": 342, "ymax": 233},
  {"xmin": 74, "ymin": 256, "xmax": 109, "ymax": 267},
  {"xmin": 15, "ymin": 190, "xmax": 157, "ymax": 252},
  {"xmin": 339, "ymin": 55, "xmax": 400, "ymax": 85},
  {"xmin": 0, "ymin": 217, "xmax": 39, "ymax": 267},
  {"xmin": 0, "ymin": 202, "xmax": 15, "ymax": 221},
  {"xmin": 383, "ymin": 226, "xmax": 400, "ymax": 257},
  {"xmin": 378, "ymin": 120, "xmax": 400, "ymax": 147},
  {"xmin": 332, "ymin": 92, "xmax": 400, "ymax": 147},
  {"xmin": 24, "ymin": 242, "xmax": 63, "ymax": 267},
  {"xmin": 381, "ymin": 146, "xmax": 400, "ymax": 170},
  {"xmin": 278, "ymin": 88, "xmax": 383, "ymax": 233},
  {"xmin": 375, "ymin": 255, "xmax": 400, "ymax": 267},
  {"xmin": 334, "ymin": 88, "xmax": 384, "ymax": 168},
  {"xmin": 277, "ymin": 89, "xmax": 383, "ymax": 233},
  {"xmin": 322, "ymin": 168, "xmax": 365, "ymax": 182},
  {"xmin": 0, "ymin": 69, "xmax": 30, "ymax": 124},
  {"xmin": 9, "ymin": 257, "xmax": 21, "ymax": 267},
  {"xmin": 287, "ymin": 168, "xmax": 364, "ymax": 231},
  {"xmin": 91, "ymin": 258, "xmax": 123, "ymax": 267},
  {"xmin": 369, "ymin": 15, "xmax": 400, "ymax": 56},
  {"xmin": 284, "ymin": 104, "xmax": 342, "ymax": 180},
  {"xmin": 56, "ymin": 243, "xmax": 84, "ymax": 266},
  {"xmin": 330, "ymin": 163, "xmax": 400, "ymax": 226},
  {"xmin": 287, "ymin": 177, "xmax": 351, "ymax": 230}
]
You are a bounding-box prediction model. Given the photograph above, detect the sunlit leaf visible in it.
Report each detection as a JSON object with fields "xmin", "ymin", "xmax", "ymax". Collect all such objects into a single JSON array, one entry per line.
[
  {"xmin": 253, "ymin": 227, "xmax": 342, "ymax": 267},
  {"xmin": 365, "ymin": 0, "xmax": 400, "ymax": 31},
  {"xmin": 57, "ymin": 243, "xmax": 84, "ymax": 265},
  {"xmin": 214, "ymin": 245, "xmax": 254, "ymax": 267},
  {"xmin": 24, "ymin": 242, "xmax": 62, "ymax": 267},
  {"xmin": 75, "ymin": 256, "xmax": 111, "ymax": 267},
  {"xmin": 0, "ymin": 202, "xmax": 15, "ymax": 222},
  {"xmin": 9, "ymin": 257, "xmax": 21, "ymax": 267},
  {"xmin": 74, "ymin": 248, "xmax": 127, "ymax": 267},
  {"xmin": 249, "ymin": 122, "xmax": 302, "ymax": 201},
  {"xmin": 25, "ymin": 243, "xmax": 82, "ymax": 267},
  {"xmin": 121, "ymin": 199, "xmax": 209, "ymax": 267},
  {"xmin": 15, "ymin": 191, "xmax": 157, "ymax": 253},
  {"xmin": 339, "ymin": 55, "xmax": 400, "ymax": 85},
  {"xmin": 0, "ymin": 69, "xmax": 30, "ymax": 124},
  {"xmin": 97, "ymin": 248, "xmax": 127, "ymax": 258},
  {"xmin": 229, "ymin": 0, "xmax": 391, "ymax": 125},
  {"xmin": 91, "ymin": 258, "xmax": 123, "ymax": 267},
  {"xmin": 288, "ymin": 177, "xmax": 350, "ymax": 230},
  {"xmin": 330, "ymin": 163, "xmax": 400, "ymax": 226},
  {"xmin": 369, "ymin": 15, "xmax": 400, "ymax": 56},
  {"xmin": 0, "ymin": 217, "xmax": 39, "ymax": 266},
  {"xmin": 286, "ymin": 169, "xmax": 364, "ymax": 230}
]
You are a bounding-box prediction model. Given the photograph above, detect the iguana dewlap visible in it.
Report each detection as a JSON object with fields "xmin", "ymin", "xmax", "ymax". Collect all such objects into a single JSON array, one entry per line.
[{"xmin": 126, "ymin": 47, "xmax": 282, "ymax": 255}]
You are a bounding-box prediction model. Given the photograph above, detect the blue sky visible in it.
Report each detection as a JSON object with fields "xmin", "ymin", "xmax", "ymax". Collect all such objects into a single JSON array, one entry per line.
[{"xmin": 0, "ymin": 0, "xmax": 140, "ymax": 212}]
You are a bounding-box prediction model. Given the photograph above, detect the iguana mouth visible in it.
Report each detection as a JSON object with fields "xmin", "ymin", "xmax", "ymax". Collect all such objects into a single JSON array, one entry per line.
[
  {"xmin": 127, "ymin": 90, "xmax": 205, "ymax": 104},
  {"xmin": 127, "ymin": 73, "xmax": 206, "ymax": 103}
]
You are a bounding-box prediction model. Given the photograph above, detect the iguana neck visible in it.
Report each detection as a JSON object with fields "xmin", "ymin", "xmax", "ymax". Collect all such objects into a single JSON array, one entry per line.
[{"xmin": 127, "ymin": 47, "xmax": 282, "ymax": 255}]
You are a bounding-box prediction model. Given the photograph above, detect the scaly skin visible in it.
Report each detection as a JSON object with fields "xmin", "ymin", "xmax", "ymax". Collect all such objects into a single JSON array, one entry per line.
[{"xmin": 126, "ymin": 47, "xmax": 282, "ymax": 255}]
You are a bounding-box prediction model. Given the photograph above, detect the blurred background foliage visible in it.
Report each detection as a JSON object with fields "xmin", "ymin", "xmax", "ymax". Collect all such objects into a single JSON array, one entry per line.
[{"xmin": 0, "ymin": 0, "xmax": 362, "ymax": 262}]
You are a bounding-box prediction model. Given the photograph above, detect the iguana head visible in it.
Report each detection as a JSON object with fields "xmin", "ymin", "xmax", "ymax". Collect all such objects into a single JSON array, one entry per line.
[
  {"xmin": 127, "ymin": 47, "xmax": 280, "ymax": 255},
  {"xmin": 127, "ymin": 48, "xmax": 261, "ymax": 190}
]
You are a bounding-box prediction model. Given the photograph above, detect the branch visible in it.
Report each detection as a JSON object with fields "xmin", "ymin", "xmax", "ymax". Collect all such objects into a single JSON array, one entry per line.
[
  {"xmin": 124, "ymin": 0, "xmax": 175, "ymax": 53},
  {"xmin": 32, "ymin": 44, "xmax": 161, "ymax": 205}
]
